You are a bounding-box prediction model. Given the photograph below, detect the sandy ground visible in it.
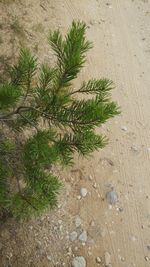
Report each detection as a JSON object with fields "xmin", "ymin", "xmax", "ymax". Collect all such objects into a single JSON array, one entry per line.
[{"xmin": 0, "ymin": 0, "xmax": 150, "ymax": 266}]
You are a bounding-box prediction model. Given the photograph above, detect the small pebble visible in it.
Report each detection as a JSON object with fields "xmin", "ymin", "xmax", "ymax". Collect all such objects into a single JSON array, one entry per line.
[
  {"xmin": 93, "ymin": 182, "xmax": 97, "ymax": 189},
  {"xmin": 96, "ymin": 256, "xmax": 102, "ymax": 264},
  {"xmin": 80, "ymin": 188, "xmax": 88, "ymax": 198},
  {"xmin": 70, "ymin": 231, "xmax": 78, "ymax": 241},
  {"xmin": 121, "ymin": 125, "xmax": 128, "ymax": 131},
  {"xmin": 78, "ymin": 230, "xmax": 87, "ymax": 242},
  {"xmin": 72, "ymin": 256, "xmax": 86, "ymax": 267},
  {"xmin": 106, "ymin": 191, "xmax": 118, "ymax": 205},
  {"xmin": 121, "ymin": 257, "xmax": 125, "ymax": 262},
  {"xmin": 145, "ymin": 256, "xmax": 149, "ymax": 261}
]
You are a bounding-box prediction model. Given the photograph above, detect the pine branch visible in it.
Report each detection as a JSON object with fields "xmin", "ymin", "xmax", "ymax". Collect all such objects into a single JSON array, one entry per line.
[
  {"xmin": 49, "ymin": 21, "xmax": 92, "ymax": 88},
  {"xmin": 68, "ymin": 78, "xmax": 114, "ymax": 97},
  {"xmin": 0, "ymin": 83, "xmax": 22, "ymax": 110}
]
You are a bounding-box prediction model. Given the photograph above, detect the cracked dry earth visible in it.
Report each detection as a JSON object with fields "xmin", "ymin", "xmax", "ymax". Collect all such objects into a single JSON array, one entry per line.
[{"xmin": 0, "ymin": 0, "xmax": 150, "ymax": 267}]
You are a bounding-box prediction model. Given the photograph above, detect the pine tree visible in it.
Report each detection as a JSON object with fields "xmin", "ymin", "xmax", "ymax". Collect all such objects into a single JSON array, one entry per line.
[{"xmin": 0, "ymin": 21, "xmax": 120, "ymax": 219}]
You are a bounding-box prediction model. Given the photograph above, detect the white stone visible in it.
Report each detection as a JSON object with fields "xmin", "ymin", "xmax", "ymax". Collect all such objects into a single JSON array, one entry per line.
[
  {"xmin": 72, "ymin": 256, "xmax": 86, "ymax": 267},
  {"xmin": 75, "ymin": 216, "xmax": 82, "ymax": 227},
  {"xmin": 96, "ymin": 257, "xmax": 102, "ymax": 264},
  {"xmin": 70, "ymin": 231, "xmax": 78, "ymax": 241},
  {"xmin": 121, "ymin": 125, "xmax": 128, "ymax": 131},
  {"xmin": 80, "ymin": 188, "xmax": 88, "ymax": 197},
  {"xmin": 78, "ymin": 230, "xmax": 87, "ymax": 242}
]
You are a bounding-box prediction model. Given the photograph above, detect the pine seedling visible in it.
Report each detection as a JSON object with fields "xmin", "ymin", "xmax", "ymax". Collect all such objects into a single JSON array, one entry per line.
[{"xmin": 0, "ymin": 21, "xmax": 120, "ymax": 219}]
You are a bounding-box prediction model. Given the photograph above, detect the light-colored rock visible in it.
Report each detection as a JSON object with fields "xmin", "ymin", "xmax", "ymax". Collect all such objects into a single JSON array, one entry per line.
[
  {"xmin": 106, "ymin": 191, "xmax": 118, "ymax": 205},
  {"xmin": 93, "ymin": 182, "xmax": 97, "ymax": 189},
  {"xmin": 70, "ymin": 231, "xmax": 78, "ymax": 241},
  {"xmin": 145, "ymin": 256, "xmax": 149, "ymax": 261},
  {"xmin": 47, "ymin": 255, "xmax": 52, "ymax": 261},
  {"xmin": 80, "ymin": 188, "xmax": 88, "ymax": 198},
  {"xmin": 96, "ymin": 256, "xmax": 102, "ymax": 264},
  {"xmin": 121, "ymin": 125, "xmax": 128, "ymax": 131},
  {"xmin": 105, "ymin": 252, "xmax": 111, "ymax": 266},
  {"xmin": 72, "ymin": 256, "xmax": 86, "ymax": 267},
  {"xmin": 78, "ymin": 231, "xmax": 87, "ymax": 242},
  {"xmin": 75, "ymin": 216, "xmax": 82, "ymax": 227}
]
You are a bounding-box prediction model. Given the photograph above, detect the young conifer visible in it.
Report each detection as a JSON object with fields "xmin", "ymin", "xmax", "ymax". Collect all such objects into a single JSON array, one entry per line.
[{"xmin": 0, "ymin": 21, "xmax": 120, "ymax": 219}]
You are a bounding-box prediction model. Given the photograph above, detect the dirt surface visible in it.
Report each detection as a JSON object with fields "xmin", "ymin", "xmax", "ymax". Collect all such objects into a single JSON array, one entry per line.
[{"xmin": 0, "ymin": 0, "xmax": 150, "ymax": 266}]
